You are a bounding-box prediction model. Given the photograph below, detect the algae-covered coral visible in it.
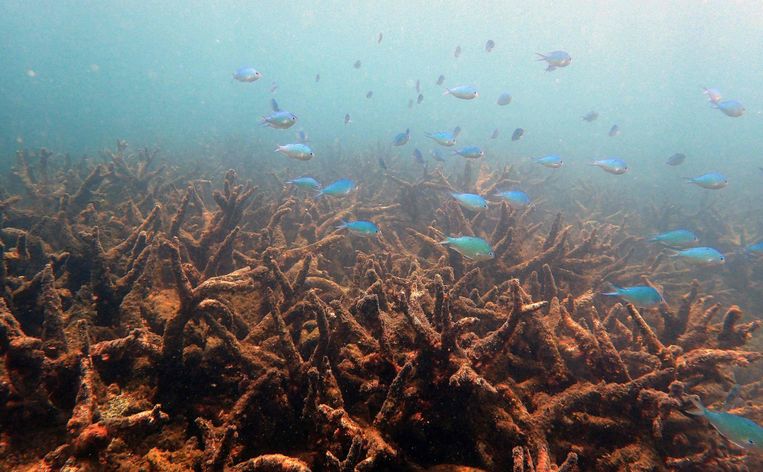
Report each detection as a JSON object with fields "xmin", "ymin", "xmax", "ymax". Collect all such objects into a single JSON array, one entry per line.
[{"xmin": 0, "ymin": 143, "xmax": 761, "ymax": 471}]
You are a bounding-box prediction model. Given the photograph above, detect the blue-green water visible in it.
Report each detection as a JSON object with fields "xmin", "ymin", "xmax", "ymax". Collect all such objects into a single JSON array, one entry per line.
[{"xmin": 1, "ymin": 1, "xmax": 762, "ymax": 203}]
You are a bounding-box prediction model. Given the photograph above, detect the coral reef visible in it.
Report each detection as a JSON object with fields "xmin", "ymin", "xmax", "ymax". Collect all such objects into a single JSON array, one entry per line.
[{"xmin": 0, "ymin": 143, "xmax": 761, "ymax": 471}]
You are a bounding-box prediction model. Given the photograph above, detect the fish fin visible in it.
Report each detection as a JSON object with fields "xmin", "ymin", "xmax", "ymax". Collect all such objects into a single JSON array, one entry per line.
[
  {"xmin": 274, "ymin": 147, "xmax": 281, "ymax": 152},
  {"xmin": 271, "ymin": 98, "xmax": 280, "ymax": 111},
  {"xmin": 535, "ymin": 52, "xmax": 548, "ymax": 60},
  {"xmin": 437, "ymin": 238, "xmax": 452, "ymax": 245},
  {"xmin": 546, "ymin": 65, "xmax": 556, "ymax": 72},
  {"xmin": 601, "ymin": 292, "xmax": 619, "ymax": 297},
  {"xmin": 685, "ymin": 396, "xmax": 706, "ymax": 416},
  {"xmin": 442, "ymin": 89, "xmax": 451, "ymax": 95}
]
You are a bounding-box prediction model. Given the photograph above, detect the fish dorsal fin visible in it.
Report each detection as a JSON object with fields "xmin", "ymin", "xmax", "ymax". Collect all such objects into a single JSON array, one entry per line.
[
  {"xmin": 722, "ymin": 384, "xmax": 741, "ymax": 411},
  {"xmin": 271, "ymin": 98, "xmax": 280, "ymax": 112}
]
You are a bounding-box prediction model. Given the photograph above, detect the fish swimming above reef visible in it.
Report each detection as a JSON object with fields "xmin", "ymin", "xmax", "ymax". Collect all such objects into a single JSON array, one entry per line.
[
  {"xmin": 511, "ymin": 128, "xmax": 525, "ymax": 141},
  {"xmin": 316, "ymin": 178, "xmax": 355, "ymax": 197},
  {"xmin": 337, "ymin": 219, "xmax": 379, "ymax": 237},
  {"xmin": 443, "ymin": 85, "xmax": 478, "ymax": 100},
  {"xmin": 233, "ymin": 67, "xmax": 262, "ymax": 82},
  {"xmin": 425, "ymin": 128, "xmax": 459, "ymax": 147},
  {"xmin": 451, "ymin": 192, "xmax": 488, "ymax": 210},
  {"xmin": 454, "ymin": 45, "xmax": 462, "ymax": 58},
  {"xmin": 536, "ymin": 50, "xmax": 571, "ymax": 71},
  {"xmin": 261, "ymin": 99, "xmax": 297, "ymax": 129},
  {"xmin": 582, "ymin": 111, "xmax": 598, "ymax": 122},
  {"xmin": 608, "ymin": 124, "xmax": 620, "ymax": 137},
  {"xmin": 275, "ymin": 144, "xmax": 314, "ymax": 161},
  {"xmin": 286, "ymin": 177, "xmax": 321, "ymax": 191},
  {"xmin": 497, "ymin": 92, "xmax": 512, "ymax": 106},
  {"xmin": 649, "ymin": 229, "xmax": 698, "ymax": 249},
  {"xmin": 687, "ymin": 173, "xmax": 728, "ymax": 189},
  {"xmin": 666, "ymin": 153, "xmax": 686, "ymax": 166},
  {"xmin": 494, "ymin": 190, "xmax": 530, "ymax": 207},
  {"xmin": 490, "ymin": 128, "xmax": 499, "ymax": 139},
  {"xmin": 591, "ymin": 158, "xmax": 628, "ymax": 174},
  {"xmin": 453, "ymin": 146, "xmax": 484, "ymax": 159},
  {"xmin": 485, "ymin": 39, "xmax": 495, "ymax": 52},
  {"xmin": 439, "ymin": 236, "xmax": 494, "ymax": 261},
  {"xmin": 436, "ymin": 74, "xmax": 445, "ymax": 86},
  {"xmin": 670, "ymin": 247, "xmax": 726, "ymax": 267},
  {"xmin": 602, "ymin": 285, "xmax": 664, "ymax": 307},
  {"xmin": 392, "ymin": 128, "xmax": 411, "ymax": 146},
  {"xmin": 714, "ymin": 99, "xmax": 745, "ymax": 117},
  {"xmin": 534, "ymin": 155, "xmax": 563, "ymax": 168},
  {"xmin": 686, "ymin": 396, "xmax": 763, "ymax": 452}
]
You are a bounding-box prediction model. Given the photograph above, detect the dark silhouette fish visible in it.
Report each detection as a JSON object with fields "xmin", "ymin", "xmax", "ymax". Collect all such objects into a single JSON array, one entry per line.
[
  {"xmin": 582, "ymin": 111, "xmax": 598, "ymax": 122},
  {"xmin": 454, "ymin": 45, "xmax": 461, "ymax": 58},
  {"xmin": 511, "ymin": 128, "xmax": 525, "ymax": 141},
  {"xmin": 608, "ymin": 124, "xmax": 620, "ymax": 137},
  {"xmin": 666, "ymin": 153, "xmax": 686, "ymax": 166},
  {"xmin": 377, "ymin": 32, "xmax": 383, "ymax": 44},
  {"xmin": 436, "ymin": 74, "xmax": 445, "ymax": 86},
  {"xmin": 415, "ymin": 79, "xmax": 421, "ymax": 94},
  {"xmin": 378, "ymin": 157, "xmax": 387, "ymax": 170},
  {"xmin": 417, "ymin": 94, "xmax": 423, "ymax": 104},
  {"xmin": 366, "ymin": 91, "xmax": 373, "ymax": 99},
  {"xmin": 490, "ymin": 128, "xmax": 499, "ymax": 139},
  {"xmin": 408, "ymin": 98, "xmax": 414, "ymax": 108},
  {"xmin": 354, "ymin": 60, "xmax": 362, "ymax": 69},
  {"xmin": 485, "ymin": 39, "xmax": 495, "ymax": 52}
]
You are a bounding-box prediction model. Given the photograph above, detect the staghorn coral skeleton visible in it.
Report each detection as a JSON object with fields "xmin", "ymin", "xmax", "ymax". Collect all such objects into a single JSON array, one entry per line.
[{"xmin": 0, "ymin": 142, "xmax": 761, "ymax": 471}]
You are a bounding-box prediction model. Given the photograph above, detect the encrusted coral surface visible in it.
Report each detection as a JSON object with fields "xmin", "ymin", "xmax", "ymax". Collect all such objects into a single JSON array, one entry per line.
[{"xmin": 0, "ymin": 144, "xmax": 761, "ymax": 471}]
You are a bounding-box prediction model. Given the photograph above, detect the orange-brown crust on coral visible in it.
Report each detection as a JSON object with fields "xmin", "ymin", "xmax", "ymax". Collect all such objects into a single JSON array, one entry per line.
[{"xmin": 0, "ymin": 143, "xmax": 761, "ymax": 471}]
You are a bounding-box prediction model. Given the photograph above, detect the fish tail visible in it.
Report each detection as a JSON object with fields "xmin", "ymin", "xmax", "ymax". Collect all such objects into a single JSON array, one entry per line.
[
  {"xmin": 336, "ymin": 219, "xmax": 348, "ymax": 230},
  {"xmin": 685, "ymin": 396, "xmax": 706, "ymax": 416},
  {"xmin": 442, "ymin": 89, "xmax": 451, "ymax": 96},
  {"xmin": 437, "ymin": 238, "xmax": 452, "ymax": 245},
  {"xmin": 274, "ymin": 146, "xmax": 282, "ymax": 152},
  {"xmin": 535, "ymin": 52, "xmax": 548, "ymax": 60},
  {"xmin": 601, "ymin": 292, "xmax": 619, "ymax": 297}
]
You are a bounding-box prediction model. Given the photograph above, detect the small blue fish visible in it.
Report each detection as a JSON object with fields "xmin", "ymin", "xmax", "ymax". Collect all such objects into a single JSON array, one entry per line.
[
  {"xmin": 744, "ymin": 241, "xmax": 763, "ymax": 257},
  {"xmin": 296, "ymin": 130, "xmax": 310, "ymax": 143},
  {"xmin": 592, "ymin": 158, "xmax": 628, "ymax": 175},
  {"xmin": 436, "ymin": 74, "xmax": 445, "ymax": 86},
  {"xmin": 687, "ymin": 397, "xmax": 763, "ymax": 452},
  {"xmin": 233, "ymin": 67, "xmax": 262, "ymax": 82},
  {"xmin": 649, "ymin": 230, "xmax": 698, "ymax": 249},
  {"xmin": 439, "ymin": 236, "xmax": 494, "ymax": 262},
  {"xmin": 490, "ymin": 128, "xmax": 499, "ymax": 139},
  {"xmin": 511, "ymin": 128, "xmax": 525, "ymax": 141},
  {"xmin": 715, "ymin": 100, "xmax": 745, "ymax": 117},
  {"xmin": 337, "ymin": 219, "xmax": 379, "ymax": 237},
  {"xmin": 275, "ymin": 143, "xmax": 314, "ymax": 161},
  {"xmin": 393, "ymin": 128, "xmax": 411, "ymax": 146},
  {"xmin": 671, "ymin": 247, "xmax": 726, "ymax": 267},
  {"xmin": 451, "ymin": 192, "xmax": 488, "ymax": 211},
  {"xmin": 416, "ymin": 79, "xmax": 421, "ymax": 94},
  {"xmin": 453, "ymin": 146, "xmax": 484, "ymax": 159},
  {"xmin": 485, "ymin": 40, "xmax": 495, "ymax": 52},
  {"xmin": 366, "ymin": 91, "xmax": 373, "ymax": 99},
  {"xmin": 602, "ymin": 286, "xmax": 664, "ymax": 308},
  {"xmin": 495, "ymin": 190, "xmax": 530, "ymax": 207},
  {"xmin": 425, "ymin": 129, "xmax": 459, "ymax": 147},
  {"xmin": 378, "ymin": 158, "xmax": 387, "ymax": 171},
  {"xmin": 687, "ymin": 173, "xmax": 728, "ymax": 189},
  {"xmin": 582, "ymin": 111, "xmax": 598, "ymax": 122},
  {"xmin": 417, "ymin": 93, "xmax": 424, "ymax": 104},
  {"xmin": 536, "ymin": 50, "xmax": 571, "ymax": 71},
  {"xmin": 534, "ymin": 155, "xmax": 563, "ymax": 168},
  {"xmin": 666, "ymin": 153, "xmax": 686, "ymax": 166},
  {"xmin": 413, "ymin": 148, "xmax": 425, "ymax": 165},
  {"xmin": 316, "ymin": 179, "xmax": 356, "ymax": 198},
  {"xmin": 353, "ymin": 60, "xmax": 362, "ymax": 69},
  {"xmin": 443, "ymin": 85, "xmax": 478, "ymax": 100},
  {"xmin": 454, "ymin": 45, "xmax": 462, "ymax": 58},
  {"xmin": 431, "ymin": 149, "xmax": 446, "ymax": 162},
  {"xmin": 608, "ymin": 124, "xmax": 621, "ymax": 137},
  {"xmin": 344, "ymin": 113, "xmax": 352, "ymax": 125},
  {"xmin": 262, "ymin": 99, "xmax": 297, "ymax": 129},
  {"xmin": 286, "ymin": 177, "xmax": 321, "ymax": 191},
  {"xmin": 497, "ymin": 92, "xmax": 512, "ymax": 106},
  {"xmin": 315, "ymin": 73, "xmax": 320, "ymax": 82}
]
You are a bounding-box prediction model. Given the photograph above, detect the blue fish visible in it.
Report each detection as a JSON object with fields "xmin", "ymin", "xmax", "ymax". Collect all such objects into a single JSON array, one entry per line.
[
  {"xmin": 316, "ymin": 179, "xmax": 356, "ymax": 198},
  {"xmin": 490, "ymin": 128, "xmax": 499, "ymax": 139},
  {"xmin": 649, "ymin": 230, "xmax": 698, "ymax": 249},
  {"xmin": 436, "ymin": 75, "xmax": 445, "ymax": 86},
  {"xmin": 443, "ymin": 85, "xmax": 478, "ymax": 100},
  {"xmin": 602, "ymin": 286, "xmax": 664, "ymax": 308},
  {"xmin": 262, "ymin": 99, "xmax": 297, "ymax": 129},
  {"xmin": 393, "ymin": 128, "xmax": 411, "ymax": 146},
  {"xmin": 744, "ymin": 241, "xmax": 763, "ymax": 257},
  {"xmin": 451, "ymin": 192, "xmax": 488, "ymax": 211},
  {"xmin": 275, "ymin": 143, "xmax": 314, "ymax": 161},
  {"xmin": 485, "ymin": 39, "xmax": 495, "ymax": 52},
  {"xmin": 495, "ymin": 190, "xmax": 530, "ymax": 207},
  {"xmin": 286, "ymin": 177, "xmax": 321, "ymax": 191},
  {"xmin": 666, "ymin": 153, "xmax": 686, "ymax": 166},
  {"xmin": 413, "ymin": 148, "xmax": 425, "ymax": 165},
  {"xmin": 431, "ymin": 149, "xmax": 446, "ymax": 162},
  {"xmin": 425, "ymin": 128, "xmax": 460, "ymax": 147},
  {"xmin": 337, "ymin": 219, "xmax": 379, "ymax": 237},
  {"xmin": 715, "ymin": 100, "xmax": 745, "ymax": 117},
  {"xmin": 608, "ymin": 124, "xmax": 621, "ymax": 137},
  {"xmin": 536, "ymin": 50, "xmax": 571, "ymax": 71},
  {"xmin": 592, "ymin": 158, "xmax": 628, "ymax": 174},
  {"xmin": 687, "ymin": 173, "xmax": 728, "ymax": 189},
  {"xmin": 233, "ymin": 67, "xmax": 262, "ymax": 82},
  {"xmin": 687, "ymin": 397, "xmax": 763, "ymax": 452},
  {"xmin": 511, "ymin": 128, "xmax": 525, "ymax": 141},
  {"xmin": 534, "ymin": 155, "xmax": 563, "ymax": 168},
  {"xmin": 453, "ymin": 146, "xmax": 484, "ymax": 159},
  {"xmin": 497, "ymin": 92, "xmax": 512, "ymax": 106},
  {"xmin": 439, "ymin": 236, "xmax": 494, "ymax": 261},
  {"xmin": 582, "ymin": 111, "xmax": 598, "ymax": 122},
  {"xmin": 671, "ymin": 247, "xmax": 726, "ymax": 267},
  {"xmin": 296, "ymin": 130, "xmax": 310, "ymax": 143}
]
